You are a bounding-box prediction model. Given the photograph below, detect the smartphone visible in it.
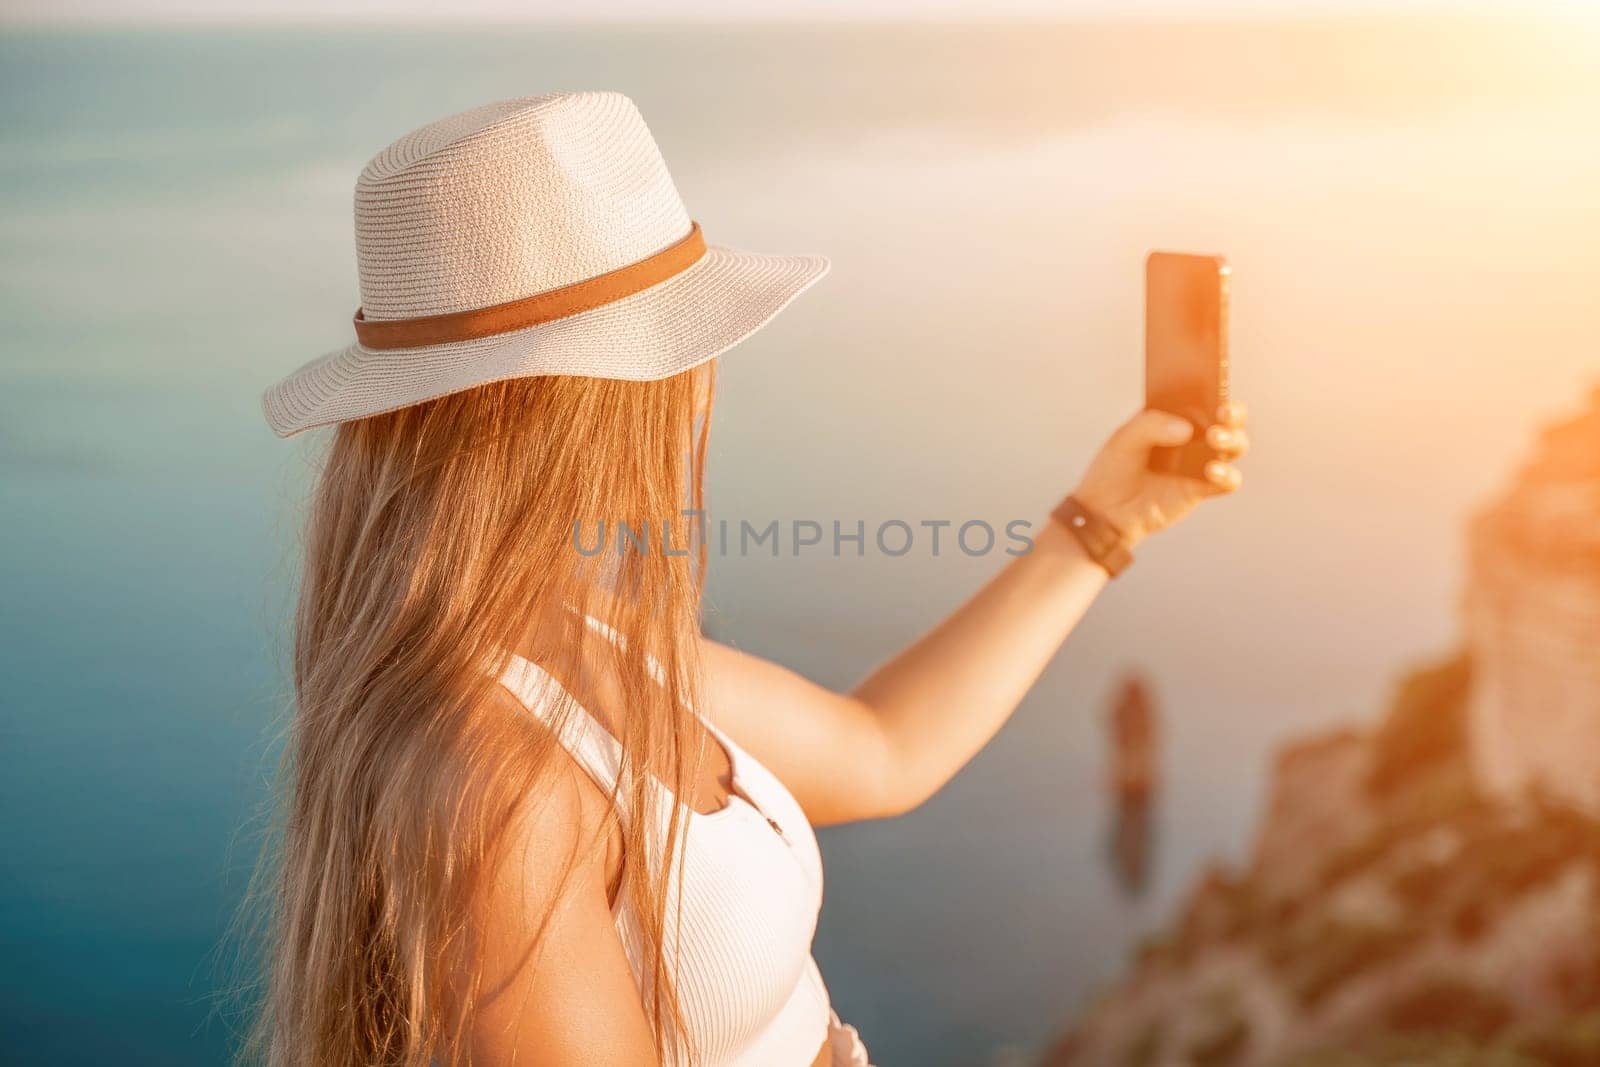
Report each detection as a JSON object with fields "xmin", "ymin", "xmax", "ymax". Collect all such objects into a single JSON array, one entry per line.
[{"xmin": 1145, "ymin": 250, "xmax": 1230, "ymax": 480}]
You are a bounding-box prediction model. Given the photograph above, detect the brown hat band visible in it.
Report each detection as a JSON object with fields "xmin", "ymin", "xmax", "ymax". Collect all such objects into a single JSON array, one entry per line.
[{"xmin": 352, "ymin": 222, "xmax": 707, "ymax": 351}]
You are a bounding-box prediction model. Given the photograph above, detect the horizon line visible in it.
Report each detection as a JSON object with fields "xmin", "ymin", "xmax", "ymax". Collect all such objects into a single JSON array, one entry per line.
[
  {"xmin": 6, "ymin": 9, "xmax": 1599, "ymax": 29},
  {"xmin": 6, "ymin": 0, "xmax": 1599, "ymax": 28}
]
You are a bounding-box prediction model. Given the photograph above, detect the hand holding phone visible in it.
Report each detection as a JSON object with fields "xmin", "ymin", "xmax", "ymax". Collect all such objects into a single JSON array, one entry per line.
[{"xmin": 1064, "ymin": 252, "xmax": 1247, "ymax": 553}]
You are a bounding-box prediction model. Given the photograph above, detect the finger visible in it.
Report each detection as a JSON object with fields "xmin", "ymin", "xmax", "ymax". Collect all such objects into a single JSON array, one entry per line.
[
  {"xmin": 1205, "ymin": 425, "xmax": 1250, "ymax": 458},
  {"xmin": 1118, "ymin": 409, "xmax": 1195, "ymax": 450},
  {"xmin": 1217, "ymin": 400, "xmax": 1248, "ymax": 428},
  {"xmin": 1204, "ymin": 459, "xmax": 1243, "ymax": 494}
]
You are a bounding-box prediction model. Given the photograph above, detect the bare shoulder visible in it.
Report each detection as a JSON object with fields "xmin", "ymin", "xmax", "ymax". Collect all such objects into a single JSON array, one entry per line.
[
  {"xmin": 457, "ymin": 686, "xmax": 652, "ymax": 1065},
  {"xmin": 481, "ymin": 683, "xmax": 622, "ymax": 903}
]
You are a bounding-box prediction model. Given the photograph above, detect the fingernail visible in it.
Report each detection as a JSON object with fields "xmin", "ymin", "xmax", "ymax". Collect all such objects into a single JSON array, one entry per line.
[{"xmin": 1168, "ymin": 417, "xmax": 1191, "ymax": 435}]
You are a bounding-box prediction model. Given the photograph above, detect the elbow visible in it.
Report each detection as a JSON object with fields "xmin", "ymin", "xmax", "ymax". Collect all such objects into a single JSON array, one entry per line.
[
  {"xmin": 850, "ymin": 699, "xmax": 941, "ymax": 821},
  {"xmin": 872, "ymin": 790, "xmax": 925, "ymax": 821},
  {"xmin": 863, "ymin": 754, "xmax": 940, "ymax": 821}
]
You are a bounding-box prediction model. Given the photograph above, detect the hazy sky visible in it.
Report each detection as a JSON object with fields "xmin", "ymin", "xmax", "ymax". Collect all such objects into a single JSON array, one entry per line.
[{"xmin": 6, "ymin": 0, "xmax": 1589, "ymax": 22}]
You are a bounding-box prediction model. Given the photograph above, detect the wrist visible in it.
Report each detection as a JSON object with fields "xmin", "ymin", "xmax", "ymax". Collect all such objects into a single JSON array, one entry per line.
[
  {"xmin": 1050, "ymin": 494, "xmax": 1134, "ymax": 578},
  {"xmin": 1069, "ymin": 484, "xmax": 1151, "ymax": 549},
  {"xmin": 1031, "ymin": 517, "xmax": 1110, "ymax": 580}
]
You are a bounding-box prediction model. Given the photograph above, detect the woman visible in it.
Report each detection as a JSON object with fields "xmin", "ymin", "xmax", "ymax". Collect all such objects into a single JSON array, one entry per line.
[{"xmin": 254, "ymin": 92, "xmax": 1246, "ymax": 1067}]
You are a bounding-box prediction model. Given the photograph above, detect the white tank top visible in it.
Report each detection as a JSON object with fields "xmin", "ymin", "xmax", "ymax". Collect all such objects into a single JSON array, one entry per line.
[{"xmin": 497, "ymin": 649, "xmax": 834, "ymax": 1067}]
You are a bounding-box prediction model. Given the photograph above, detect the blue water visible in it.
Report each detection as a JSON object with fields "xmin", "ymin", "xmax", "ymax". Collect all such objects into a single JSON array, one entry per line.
[{"xmin": 3, "ymin": 19, "xmax": 1599, "ymax": 1066}]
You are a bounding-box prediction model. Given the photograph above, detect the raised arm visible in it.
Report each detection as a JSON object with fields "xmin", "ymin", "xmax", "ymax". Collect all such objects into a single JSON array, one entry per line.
[{"xmin": 701, "ymin": 406, "xmax": 1247, "ymax": 827}]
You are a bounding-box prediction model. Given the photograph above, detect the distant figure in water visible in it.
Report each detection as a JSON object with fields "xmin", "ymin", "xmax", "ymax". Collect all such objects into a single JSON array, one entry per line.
[{"xmin": 1107, "ymin": 674, "xmax": 1159, "ymax": 896}]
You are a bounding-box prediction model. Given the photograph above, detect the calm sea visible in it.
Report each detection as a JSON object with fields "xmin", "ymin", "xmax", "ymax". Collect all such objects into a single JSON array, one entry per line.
[{"xmin": 3, "ymin": 18, "xmax": 1598, "ymax": 1066}]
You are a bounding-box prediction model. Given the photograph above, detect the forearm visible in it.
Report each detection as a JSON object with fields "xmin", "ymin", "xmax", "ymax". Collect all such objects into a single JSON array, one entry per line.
[{"xmin": 852, "ymin": 516, "xmax": 1108, "ymax": 812}]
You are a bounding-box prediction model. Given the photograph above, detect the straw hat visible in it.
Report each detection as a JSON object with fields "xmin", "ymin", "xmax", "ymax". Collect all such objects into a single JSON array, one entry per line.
[{"xmin": 262, "ymin": 92, "xmax": 829, "ymax": 437}]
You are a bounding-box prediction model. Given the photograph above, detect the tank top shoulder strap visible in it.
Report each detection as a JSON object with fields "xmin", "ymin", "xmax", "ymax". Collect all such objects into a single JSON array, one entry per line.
[
  {"xmin": 497, "ymin": 610, "xmax": 703, "ymax": 810},
  {"xmin": 499, "ymin": 651, "xmax": 632, "ymax": 807}
]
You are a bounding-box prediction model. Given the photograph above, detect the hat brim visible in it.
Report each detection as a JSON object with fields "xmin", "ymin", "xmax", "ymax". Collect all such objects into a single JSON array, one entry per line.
[{"xmin": 262, "ymin": 244, "xmax": 829, "ymax": 437}]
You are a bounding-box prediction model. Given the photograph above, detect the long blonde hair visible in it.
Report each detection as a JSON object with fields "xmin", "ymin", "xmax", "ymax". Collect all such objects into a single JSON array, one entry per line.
[{"xmin": 248, "ymin": 365, "xmax": 714, "ymax": 1066}]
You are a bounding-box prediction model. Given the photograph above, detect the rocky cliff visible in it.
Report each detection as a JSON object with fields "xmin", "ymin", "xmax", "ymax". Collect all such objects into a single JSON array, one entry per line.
[
  {"xmin": 1468, "ymin": 386, "xmax": 1600, "ymax": 814},
  {"xmin": 1043, "ymin": 390, "xmax": 1600, "ymax": 1067}
]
